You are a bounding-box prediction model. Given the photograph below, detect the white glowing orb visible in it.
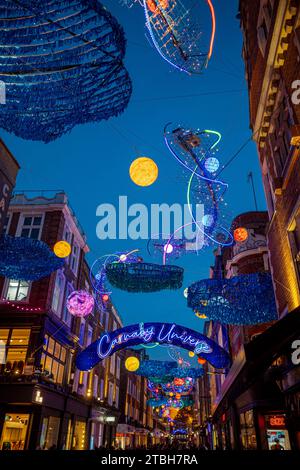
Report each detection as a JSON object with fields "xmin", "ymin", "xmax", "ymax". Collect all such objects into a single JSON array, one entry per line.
[
  {"xmin": 163, "ymin": 243, "xmax": 173, "ymax": 254},
  {"xmin": 202, "ymin": 214, "xmax": 214, "ymax": 227},
  {"xmin": 204, "ymin": 157, "xmax": 219, "ymax": 173}
]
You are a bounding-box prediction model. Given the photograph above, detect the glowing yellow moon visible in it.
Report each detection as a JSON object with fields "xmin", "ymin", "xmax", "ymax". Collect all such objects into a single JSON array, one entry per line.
[
  {"xmin": 125, "ymin": 356, "xmax": 140, "ymax": 372},
  {"xmin": 53, "ymin": 240, "xmax": 72, "ymax": 258},
  {"xmin": 129, "ymin": 157, "xmax": 158, "ymax": 187}
]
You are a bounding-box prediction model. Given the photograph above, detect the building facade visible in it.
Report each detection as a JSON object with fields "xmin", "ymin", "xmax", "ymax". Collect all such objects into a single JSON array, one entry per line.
[
  {"xmin": 0, "ymin": 191, "xmax": 123, "ymax": 450},
  {"xmin": 198, "ymin": 211, "xmax": 299, "ymax": 450}
]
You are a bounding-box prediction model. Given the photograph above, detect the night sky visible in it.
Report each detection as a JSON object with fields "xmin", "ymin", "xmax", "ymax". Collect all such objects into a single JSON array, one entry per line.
[{"xmin": 1, "ymin": 1, "xmax": 266, "ymax": 361}]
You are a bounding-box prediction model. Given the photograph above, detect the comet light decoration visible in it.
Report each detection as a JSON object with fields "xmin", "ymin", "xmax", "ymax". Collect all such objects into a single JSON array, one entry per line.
[
  {"xmin": 162, "ymin": 123, "xmax": 233, "ymax": 264},
  {"xmin": 123, "ymin": 0, "xmax": 216, "ymax": 74},
  {"xmin": 187, "ymin": 272, "xmax": 278, "ymax": 325},
  {"xmin": 0, "ymin": 0, "xmax": 132, "ymax": 142}
]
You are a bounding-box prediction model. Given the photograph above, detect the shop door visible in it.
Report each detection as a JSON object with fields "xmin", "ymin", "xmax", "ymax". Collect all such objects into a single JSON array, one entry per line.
[{"xmin": 0, "ymin": 413, "xmax": 30, "ymax": 450}]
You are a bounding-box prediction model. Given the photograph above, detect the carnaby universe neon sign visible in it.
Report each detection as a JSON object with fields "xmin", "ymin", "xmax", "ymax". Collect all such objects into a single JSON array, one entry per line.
[{"xmin": 76, "ymin": 322, "xmax": 231, "ymax": 371}]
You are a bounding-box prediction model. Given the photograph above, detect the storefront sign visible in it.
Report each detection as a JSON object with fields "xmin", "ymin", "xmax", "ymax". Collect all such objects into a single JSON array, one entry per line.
[
  {"xmin": 76, "ymin": 322, "xmax": 231, "ymax": 371},
  {"xmin": 265, "ymin": 415, "xmax": 286, "ymax": 428},
  {"xmin": 0, "ymin": 142, "xmax": 20, "ymax": 235}
]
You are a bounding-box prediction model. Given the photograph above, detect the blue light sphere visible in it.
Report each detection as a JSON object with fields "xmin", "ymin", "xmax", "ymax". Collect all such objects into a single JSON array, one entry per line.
[{"xmin": 204, "ymin": 157, "xmax": 219, "ymax": 173}]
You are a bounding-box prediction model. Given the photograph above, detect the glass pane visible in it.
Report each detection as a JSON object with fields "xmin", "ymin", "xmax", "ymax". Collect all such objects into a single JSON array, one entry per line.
[
  {"xmin": 0, "ymin": 414, "xmax": 30, "ymax": 450},
  {"xmin": 45, "ymin": 417, "xmax": 60, "ymax": 450},
  {"xmin": 23, "ymin": 217, "xmax": 32, "ymax": 226},
  {"xmin": 30, "ymin": 228, "xmax": 40, "ymax": 239},
  {"xmin": 57, "ymin": 364, "xmax": 64, "ymax": 384},
  {"xmin": 60, "ymin": 347, "xmax": 66, "ymax": 363},
  {"xmin": 0, "ymin": 329, "xmax": 9, "ymax": 343},
  {"xmin": 6, "ymin": 348, "xmax": 27, "ymax": 363},
  {"xmin": 10, "ymin": 329, "xmax": 30, "ymax": 346},
  {"xmin": 33, "ymin": 217, "xmax": 42, "ymax": 226},
  {"xmin": 44, "ymin": 356, "xmax": 52, "ymax": 375},
  {"xmin": 48, "ymin": 338, "xmax": 54, "ymax": 355},
  {"xmin": 54, "ymin": 343, "xmax": 61, "ymax": 359},
  {"xmin": 51, "ymin": 360, "xmax": 58, "ymax": 382},
  {"xmin": 21, "ymin": 229, "xmax": 30, "ymax": 238}
]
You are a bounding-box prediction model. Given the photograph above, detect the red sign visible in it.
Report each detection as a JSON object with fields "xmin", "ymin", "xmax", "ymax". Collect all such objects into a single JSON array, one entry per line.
[{"xmin": 265, "ymin": 415, "xmax": 286, "ymax": 428}]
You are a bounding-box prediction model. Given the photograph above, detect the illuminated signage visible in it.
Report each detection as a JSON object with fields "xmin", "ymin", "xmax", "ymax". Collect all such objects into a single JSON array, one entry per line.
[
  {"xmin": 76, "ymin": 322, "xmax": 231, "ymax": 371},
  {"xmin": 266, "ymin": 415, "xmax": 286, "ymax": 428}
]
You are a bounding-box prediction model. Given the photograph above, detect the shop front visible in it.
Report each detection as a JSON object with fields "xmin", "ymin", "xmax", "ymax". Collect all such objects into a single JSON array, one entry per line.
[
  {"xmin": 0, "ymin": 413, "xmax": 30, "ymax": 450},
  {"xmin": 115, "ymin": 423, "xmax": 135, "ymax": 449}
]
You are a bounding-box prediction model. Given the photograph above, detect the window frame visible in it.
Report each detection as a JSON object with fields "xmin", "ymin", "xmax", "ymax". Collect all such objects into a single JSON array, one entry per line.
[{"xmin": 16, "ymin": 213, "xmax": 45, "ymax": 240}]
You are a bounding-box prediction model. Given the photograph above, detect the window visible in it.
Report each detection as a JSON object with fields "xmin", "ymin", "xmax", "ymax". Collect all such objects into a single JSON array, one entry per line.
[
  {"xmin": 40, "ymin": 416, "xmax": 60, "ymax": 450},
  {"xmin": 18, "ymin": 215, "xmax": 43, "ymax": 239},
  {"xmin": 108, "ymin": 382, "xmax": 114, "ymax": 406},
  {"xmin": 270, "ymin": 95, "xmax": 294, "ymax": 176},
  {"xmin": 0, "ymin": 329, "xmax": 30, "ymax": 373},
  {"xmin": 41, "ymin": 334, "xmax": 67, "ymax": 384},
  {"xmin": 51, "ymin": 271, "xmax": 65, "ymax": 317},
  {"xmin": 110, "ymin": 354, "xmax": 115, "ymax": 375},
  {"xmin": 116, "ymin": 356, "xmax": 121, "ymax": 380},
  {"xmin": 4, "ymin": 279, "xmax": 30, "ymax": 301},
  {"xmin": 79, "ymin": 320, "xmax": 85, "ymax": 346},
  {"xmin": 288, "ymin": 213, "xmax": 300, "ymax": 282},
  {"xmin": 0, "ymin": 413, "xmax": 30, "ymax": 450},
  {"xmin": 70, "ymin": 243, "xmax": 80, "ymax": 275},
  {"xmin": 87, "ymin": 326, "xmax": 93, "ymax": 346},
  {"xmin": 61, "ymin": 283, "xmax": 73, "ymax": 326},
  {"xmin": 240, "ymin": 410, "xmax": 257, "ymax": 450}
]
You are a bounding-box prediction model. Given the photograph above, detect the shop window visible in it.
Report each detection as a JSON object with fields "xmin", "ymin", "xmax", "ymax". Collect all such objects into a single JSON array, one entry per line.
[
  {"xmin": 72, "ymin": 421, "xmax": 86, "ymax": 450},
  {"xmin": 240, "ymin": 410, "xmax": 257, "ymax": 450},
  {"xmin": 0, "ymin": 413, "xmax": 30, "ymax": 450},
  {"xmin": 41, "ymin": 334, "xmax": 66, "ymax": 384},
  {"xmin": 18, "ymin": 215, "xmax": 43, "ymax": 239},
  {"xmin": 40, "ymin": 416, "xmax": 60, "ymax": 450},
  {"xmin": 1, "ymin": 329, "xmax": 30, "ymax": 374},
  {"xmin": 4, "ymin": 279, "xmax": 30, "ymax": 302},
  {"xmin": 265, "ymin": 414, "xmax": 291, "ymax": 450}
]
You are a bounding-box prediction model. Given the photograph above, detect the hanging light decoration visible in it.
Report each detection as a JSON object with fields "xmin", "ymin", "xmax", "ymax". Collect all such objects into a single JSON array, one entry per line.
[
  {"xmin": 67, "ymin": 290, "xmax": 94, "ymax": 317},
  {"xmin": 0, "ymin": 0, "xmax": 132, "ymax": 142},
  {"xmin": 233, "ymin": 227, "xmax": 248, "ymax": 243},
  {"xmin": 105, "ymin": 262, "xmax": 184, "ymax": 292},
  {"xmin": 129, "ymin": 157, "xmax": 158, "ymax": 187},
  {"xmin": 125, "ymin": 356, "xmax": 140, "ymax": 372},
  {"xmin": 187, "ymin": 273, "xmax": 277, "ymax": 325},
  {"xmin": 53, "ymin": 241, "xmax": 72, "ymax": 259},
  {"xmin": 0, "ymin": 235, "xmax": 64, "ymax": 281}
]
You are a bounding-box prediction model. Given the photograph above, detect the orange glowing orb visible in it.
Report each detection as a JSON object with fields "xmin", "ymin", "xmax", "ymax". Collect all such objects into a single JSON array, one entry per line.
[
  {"xmin": 147, "ymin": 0, "xmax": 169, "ymax": 14},
  {"xmin": 198, "ymin": 357, "xmax": 206, "ymax": 365},
  {"xmin": 53, "ymin": 240, "xmax": 71, "ymax": 258},
  {"xmin": 195, "ymin": 312, "xmax": 208, "ymax": 319},
  {"xmin": 233, "ymin": 227, "xmax": 248, "ymax": 243},
  {"xmin": 129, "ymin": 157, "xmax": 158, "ymax": 187}
]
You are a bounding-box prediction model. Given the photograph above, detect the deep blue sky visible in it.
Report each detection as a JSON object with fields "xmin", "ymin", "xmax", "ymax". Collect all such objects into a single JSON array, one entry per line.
[{"xmin": 1, "ymin": 1, "xmax": 266, "ymax": 361}]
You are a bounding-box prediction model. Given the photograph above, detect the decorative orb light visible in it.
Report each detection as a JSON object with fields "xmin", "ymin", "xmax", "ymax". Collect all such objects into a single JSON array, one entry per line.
[
  {"xmin": 53, "ymin": 241, "xmax": 71, "ymax": 258},
  {"xmin": 129, "ymin": 157, "xmax": 158, "ymax": 187},
  {"xmin": 204, "ymin": 157, "xmax": 220, "ymax": 173},
  {"xmin": 202, "ymin": 214, "xmax": 214, "ymax": 227},
  {"xmin": 178, "ymin": 358, "xmax": 183, "ymax": 365},
  {"xmin": 119, "ymin": 254, "xmax": 127, "ymax": 262},
  {"xmin": 188, "ymin": 351, "xmax": 195, "ymax": 358},
  {"xmin": 233, "ymin": 227, "xmax": 248, "ymax": 243},
  {"xmin": 183, "ymin": 288, "xmax": 188, "ymax": 298},
  {"xmin": 67, "ymin": 290, "xmax": 94, "ymax": 317},
  {"xmin": 175, "ymin": 393, "xmax": 181, "ymax": 399},
  {"xmin": 125, "ymin": 356, "xmax": 140, "ymax": 372},
  {"xmin": 163, "ymin": 243, "xmax": 173, "ymax": 254},
  {"xmin": 102, "ymin": 294, "xmax": 109, "ymax": 302},
  {"xmin": 174, "ymin": 378, "xmax": 185, "ymax": 386},
  {"xmin": 198, "ymin": 357, "xmax": 206, "ymax": 365},
  {"xmin": 147, "ymin": 0, "xmax": 169, "ymax": 13}
]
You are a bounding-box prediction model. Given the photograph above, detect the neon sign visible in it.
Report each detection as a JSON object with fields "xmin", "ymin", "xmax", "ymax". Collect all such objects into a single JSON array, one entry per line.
[{"xmin": 76, "ymin": 322, "xmax": 231, "ymax": 371}]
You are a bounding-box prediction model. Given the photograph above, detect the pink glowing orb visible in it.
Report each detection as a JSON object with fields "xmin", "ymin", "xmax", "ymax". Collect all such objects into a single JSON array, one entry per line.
[{"xmin": 67, "ymin": 290, "xmax": 94, "ymax": 317}]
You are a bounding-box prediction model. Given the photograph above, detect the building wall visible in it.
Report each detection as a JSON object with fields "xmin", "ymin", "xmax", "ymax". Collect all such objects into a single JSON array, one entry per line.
[{"xmin": 239, "ymin": 0, "xmax": 300, "ymax": 315}]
